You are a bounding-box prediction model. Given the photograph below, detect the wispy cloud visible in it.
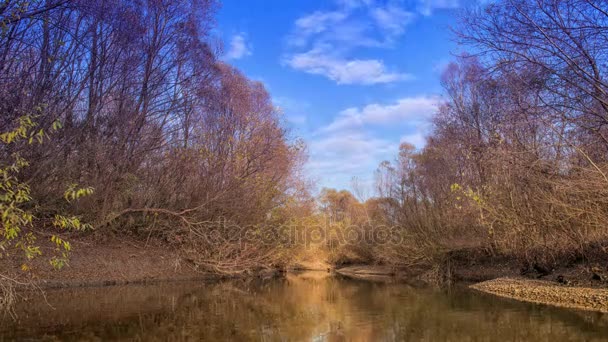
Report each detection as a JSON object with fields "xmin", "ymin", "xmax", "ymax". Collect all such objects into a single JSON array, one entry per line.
[
  {"xmin": 292, "ymin": 11, "xmax": 348, "ymax": 47},
  {"xmin": 281, "ymin": 1, "xmax": 463, "ymax": 188},
  {"xmin": 307, "ymin": 131, "xmax": 398, "ymax": 177},
  {"xmin": 307, "ymin": 95, "xmax": 439, "ymax": 189},
  {"xmin": 370, "ymin": 4, "xmax": 415, "ymax": 37},
  {"xmin": 321, "ymin": 96, "xmax": 437, "ymax": 132},
  {"xmin": 225, "ymin": 33, "xmax": 252, "ymax": 60},
  {"xmin": 283, "ymin": 0, "xmax": 465, "ymax": 85},
  {"xmin": 283, "ymin": 0, "xmax": 417, "ymax": 85},
  {"xmin": 284, "ymin": 45, "xmax": 412, "ymax": 85}
]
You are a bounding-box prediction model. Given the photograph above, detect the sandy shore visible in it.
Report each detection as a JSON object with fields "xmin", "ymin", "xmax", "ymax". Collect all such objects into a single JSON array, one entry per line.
[{"xmin": 471, "ymin": 277, "xmax": 608, "ymax": 313}]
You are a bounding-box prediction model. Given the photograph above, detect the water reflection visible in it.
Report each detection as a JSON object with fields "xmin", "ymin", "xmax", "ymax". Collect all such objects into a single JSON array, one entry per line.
[{"xmin": 1, "ymin": 272, "xmax": 608, "ymax": 341}]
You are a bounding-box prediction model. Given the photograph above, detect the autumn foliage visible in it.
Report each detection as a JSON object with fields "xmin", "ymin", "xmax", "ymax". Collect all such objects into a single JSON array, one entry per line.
[
  {"xmin": 324, "ymin": 0, "xmax": 608, "ymax": 274},
  {"xmin": 2, "ymin": 0, "xmax": 608, "ymax": 282},
  {"xmin": 0, "ymin": 0, "xmax": 305, "ymax": 276}
]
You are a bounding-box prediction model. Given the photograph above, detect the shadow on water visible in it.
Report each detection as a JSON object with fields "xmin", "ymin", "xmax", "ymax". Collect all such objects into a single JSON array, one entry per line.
[{"xmin": 1, "ymin": 272, "xmax": 608, "ymax": 341}]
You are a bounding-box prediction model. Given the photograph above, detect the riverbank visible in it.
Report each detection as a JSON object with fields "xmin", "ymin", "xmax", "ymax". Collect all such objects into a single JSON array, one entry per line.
[
  {"xmin": 333, "ymin": 257, "xmax": 608, "ymax": 314},
  {"xmin": 3, "ymin": 236, "xmax": 608, "ymax": 317},
  {"xmin": 0, "ymin": 236, "xmax": 279, "ymax": 289}
]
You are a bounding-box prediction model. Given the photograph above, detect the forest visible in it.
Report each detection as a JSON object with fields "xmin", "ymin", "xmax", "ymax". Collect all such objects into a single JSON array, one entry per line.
[{"xmin": 1, "ymin": 0, "xmax": 608, "ymax": 303}]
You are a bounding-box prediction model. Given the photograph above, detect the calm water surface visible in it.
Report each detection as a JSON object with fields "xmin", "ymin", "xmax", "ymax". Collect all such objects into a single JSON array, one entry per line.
[{"xmin": 1, "ymin": 272, "xmax": 608, "ymax": 341}]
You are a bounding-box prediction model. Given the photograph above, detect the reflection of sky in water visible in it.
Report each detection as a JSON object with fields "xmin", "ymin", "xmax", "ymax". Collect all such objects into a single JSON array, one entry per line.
[{"xmin": 2, "ymin": 272, "xmax": 608, "ymax": 341}]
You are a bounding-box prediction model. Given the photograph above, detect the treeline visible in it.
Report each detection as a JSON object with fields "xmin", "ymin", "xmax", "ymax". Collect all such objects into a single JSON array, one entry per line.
[
  {"xmin": 321, "ymin": 0, "xmax": 608, "ymax": 273},
  {"xmin": 3, "ymin": 0, "xmax": 607, "ymax": 281},
  {"xmin": 0, "ymin": 0, "xmax": 305, "ymax": 274}
]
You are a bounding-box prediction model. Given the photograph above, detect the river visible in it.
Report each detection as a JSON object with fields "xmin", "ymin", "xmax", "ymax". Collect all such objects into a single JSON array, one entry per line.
[{"xmin": 1, "ymin": 272, "xmax": 607, "ymax": 341}]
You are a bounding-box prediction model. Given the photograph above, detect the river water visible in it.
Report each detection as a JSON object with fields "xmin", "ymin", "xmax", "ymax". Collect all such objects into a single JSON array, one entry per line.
[{"xmin": 1, "ymin": 272, "xmax": 607, "ymax": 341}]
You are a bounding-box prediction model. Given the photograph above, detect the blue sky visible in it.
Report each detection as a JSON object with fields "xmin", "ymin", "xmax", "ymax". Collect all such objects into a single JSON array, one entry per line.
[{"xmin": 217, "ymin": 0, "xmax": 470, "ymax": 194}]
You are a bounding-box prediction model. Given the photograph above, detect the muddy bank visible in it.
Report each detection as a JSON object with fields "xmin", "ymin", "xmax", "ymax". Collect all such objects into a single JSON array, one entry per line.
[
  {"xmin": 471, "ymin": 277, "xmax": 608, "ymax": 313},
  {"xmin": 0, "ymin": 236, "xmax": 278, "ymax": 289}
]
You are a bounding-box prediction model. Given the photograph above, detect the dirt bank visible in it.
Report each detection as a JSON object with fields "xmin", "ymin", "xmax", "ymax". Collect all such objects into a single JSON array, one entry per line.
[
  {"xmin": 471, "ymin": 277, "xmax": 608, "ymax": 313},
  {"xmin": 0, "ymin": 236, "xmax": 276, "ymax": 289}
]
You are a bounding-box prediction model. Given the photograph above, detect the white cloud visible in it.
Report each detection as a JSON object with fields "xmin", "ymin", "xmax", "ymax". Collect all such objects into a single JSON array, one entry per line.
[
  {"xmin": 322, "ymin": 96, "xmax": 438, "ymax": 132},
  {"xmin": 307, "ymin": 95, "xmax": 439, "ymax": 190},
  {"xmin": 284, "ymin": 46, "xmax": 412, "ymax": 85},
  {"xmin": 225, "ymin": 33, "xmax": 252, "ymax": 60},
  {"xmin": 307, "ymin": 131, "xmax": 398, "ymax": 176},
  {"xmin": 289, "ymin": 11, "xmax": 385, "ymax": 50},
  {"xmin": 284, "ymin": 0, "xmax": 416, "ymax": 85}
]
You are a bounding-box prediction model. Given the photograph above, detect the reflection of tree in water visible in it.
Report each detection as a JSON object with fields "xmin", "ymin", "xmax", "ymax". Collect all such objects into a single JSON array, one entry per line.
[
  {"xmin": 2, "ymin": 274, "xmax": 608, "ymax": 341},
  {"xmin": 361, "ymin": 284, "xmax": 608, "ymax": 341}
]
